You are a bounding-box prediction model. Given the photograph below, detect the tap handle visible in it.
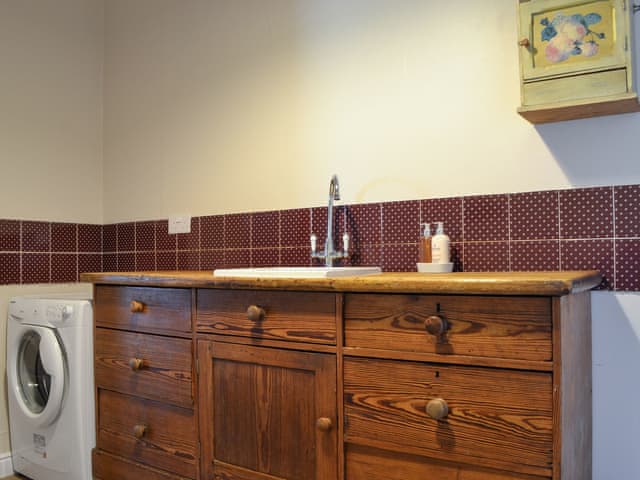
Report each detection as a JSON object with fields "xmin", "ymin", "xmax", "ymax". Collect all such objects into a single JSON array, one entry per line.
[
  {"xmin": 310, "ymin": 233, "xmax": 317, "ymax": 254},
  {"xmin": 342, "ymin": 232, "xmax": 350, "ymax": 254}
]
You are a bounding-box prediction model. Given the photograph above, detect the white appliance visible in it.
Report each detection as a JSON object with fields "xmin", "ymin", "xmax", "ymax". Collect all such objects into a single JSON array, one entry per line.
[{"xmin": 7, "ymin": 294, "xmax": 95, "ymax": 480}]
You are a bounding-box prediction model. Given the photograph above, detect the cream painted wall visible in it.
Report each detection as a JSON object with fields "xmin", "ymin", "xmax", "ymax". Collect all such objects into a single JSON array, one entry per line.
[
  {"xmin": 0, "ymin": 0, "xmax": 104, "ymax": 224},
  {"xmin": 103, "ymin": 0, "xmax": 640, "ymax": 223}
]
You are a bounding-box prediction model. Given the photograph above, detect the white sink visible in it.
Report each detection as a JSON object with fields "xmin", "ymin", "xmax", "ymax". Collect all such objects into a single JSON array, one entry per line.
[{"xmin": 213, "ymin": 266, "xmax": 382, "ymax": 278}]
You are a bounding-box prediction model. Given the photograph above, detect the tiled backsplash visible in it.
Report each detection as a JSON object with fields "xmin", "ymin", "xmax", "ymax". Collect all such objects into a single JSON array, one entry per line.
[{"xmin": 1, "ymin": 184, "xmax": 639, "ymax": 290}]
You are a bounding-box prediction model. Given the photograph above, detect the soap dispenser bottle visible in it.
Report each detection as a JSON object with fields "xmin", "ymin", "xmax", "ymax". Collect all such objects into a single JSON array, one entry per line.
[
  {"xmin": 431, "ymin": 221, "xmax": 450, "ymax": 264},
  {"xmin": 418, "ymin": 223, "xmax": 432, "ymax": 263}
]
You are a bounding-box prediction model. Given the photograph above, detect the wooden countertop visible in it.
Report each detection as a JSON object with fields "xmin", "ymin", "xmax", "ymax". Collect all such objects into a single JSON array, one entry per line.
[{"xmin": 80, "ymin": 270, "xmax": 602, "ymax": 296}]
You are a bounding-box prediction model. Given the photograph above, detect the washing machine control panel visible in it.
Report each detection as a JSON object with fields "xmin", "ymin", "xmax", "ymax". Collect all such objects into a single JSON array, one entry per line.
[{"xmin": 46, "ymin": 304, "xmax": 73, "ymax": 324}]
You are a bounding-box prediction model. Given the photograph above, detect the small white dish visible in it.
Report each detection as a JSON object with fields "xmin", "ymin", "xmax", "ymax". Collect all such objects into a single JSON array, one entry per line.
[{"xmin": 417, "ymin": 262, "xmax": 453, "ymax": 273}]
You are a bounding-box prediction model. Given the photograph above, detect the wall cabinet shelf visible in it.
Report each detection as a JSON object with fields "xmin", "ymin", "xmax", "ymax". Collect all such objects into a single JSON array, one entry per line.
[{"xmin": 517, "ymin": 0, "xmax": 640, "ymax": 123}]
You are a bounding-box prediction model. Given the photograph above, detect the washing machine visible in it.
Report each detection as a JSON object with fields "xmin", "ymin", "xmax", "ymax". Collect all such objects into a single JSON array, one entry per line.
[{"xmin": 7, "ymin": 294, "xmax": 95, "ymax": 480}]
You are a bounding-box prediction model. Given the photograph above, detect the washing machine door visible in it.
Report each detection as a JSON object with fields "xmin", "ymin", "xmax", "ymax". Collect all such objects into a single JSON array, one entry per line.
[{"xmin": 11, "ymin": 326, "xmax": 66, "ymax": 428}]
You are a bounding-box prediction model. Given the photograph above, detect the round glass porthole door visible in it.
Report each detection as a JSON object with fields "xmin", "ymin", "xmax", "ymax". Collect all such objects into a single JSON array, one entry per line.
[{"xmin": 14, "ymin": 328, "xmax": 66, "ymax": 426}]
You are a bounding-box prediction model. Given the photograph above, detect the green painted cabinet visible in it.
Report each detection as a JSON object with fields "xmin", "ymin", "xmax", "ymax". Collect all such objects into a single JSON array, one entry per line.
[{"xmin": 517, "ymin": 0, "xmax": 640, "ymax": 123}]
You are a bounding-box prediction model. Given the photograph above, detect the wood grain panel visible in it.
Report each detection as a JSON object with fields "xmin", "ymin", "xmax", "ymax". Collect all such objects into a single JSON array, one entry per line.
[
  {"xmin": 346, "ymin": 444, "xmax": 548, "ymax": 480},
  {"xmin": 95, "ymin": 329, "xmax": 193, "ymax": 408},
  {"xmin": 345, "ymin": 294, "xmax": 551, "ymax": 361},
  {"xmin": 344, "ymin": 357, "xmax": 553, "ymax": 477},
  {"xmin": 97, "ymin": 390, "xmax": 197, "ymax": 478},
  {"xmin": 95, "ymin": 285, "xmax": 192, "ymax": 335},
  {"xmin": 93, "ymin": 449, "xmax": 191, "ymax": 480},
  {"xmin": 196, "ymin": 289, "xmax": 336, "ymax": 344}
]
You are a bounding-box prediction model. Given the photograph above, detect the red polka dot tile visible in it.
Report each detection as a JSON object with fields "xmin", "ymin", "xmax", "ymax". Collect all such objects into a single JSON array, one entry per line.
[
  {"xmin": 102, "ymin": 224, "xmax": 117, "ymax": 253},
  {"xmin": 615, "ymin": 239, "xmax": 640, "ymax": 291},
  {"xmin": 225, "ymin": 214, "xmax": 251, "ymax": 249},
  {"xmin": 178, "ymin": 218, "xmax": 200, "ymax": 251},
  {"xmin": 22, "ymin": 253, "xmax": 50, "ymax": 284},
  {"xmin": 450, "ymin": 242, "xmax": 464, "ymax": 272},
  {"xmin": 463, "ymin": 195, "xmax": 509, "ymax": 242},
  {"xmin": 178, "ymin": 250, "xmax": 200, "ymax": 270},
  {"xmin": 252, "ymin": 248, "xmax": 280, "ymax": 267},
  {"xmin": 281, "ymin": 247, "xmax": 311, "ymax": 267},
  {"xmin": 560, "ymin": 187, "xmax": 613, "ymax": 239},
  {"xmin": 117, "ymin": 222, "xmax": 135, "ymax": 252},
  {"xmin": 464, "ymin": 242, "xmax": 509, "ymax": 272},
  {"xmin": 421, "ymin": 197, "xmax": 463, "ymax": 243},
  {"xmin": 344, "ymin": 203, "xmax": 382, "ymax": 247},
  {"xmin": 510, "ymin": 191, "xmax": 559, "ymax": 240},
  {"xmin": 156, "ymin": 251, "xmax": 177, "ymax": 271},
  {"xmin": 0, "ymin": 220, "xmax": 20, "ymax": 251},
  {"xmin": 156, "ymin": 220, "xmax": 176, "ymax": 251},
  {"xmin": 200, "ymin": 215, "xmax": 224, "ymax": 249},
  {"xmin": 350, "ymin": 244, "xmax": 382, "ymax": 267},
  {"xmin": 511, "ymin": 240, "xmax": 560, "ymax": 271},
  {"xmin": 281, "ymin": 209, "xmax": 310, "ymax": 248},
  {"xmin": 382, "ymin": 244, "xmax": 418, "ymax": 272},
  {"xmin": 79, "ymin": 254, "xmax": 102, "ymax": 275},
  {"xmin": 78, "ymin": 224, "xmax": 102, "ymax": 253},
  {"xmin": 0, "ymin": 253, "xmax": 20, "ymax": 284},
  {"xmin": 201, "ymin": 250, "xmax": 224, "ymax": 271},
  {"xmin": 51, "ymin": 254, "xmax": 77, "ymax": 282},
  {"xmin": 135, "ymin": 252, "xmax": 155, "ymax": 271},
  {"xmin": 561, "ymin": 240, "xmax": 613, "ymax": 290},
  {"xmin": 117, "ymin": 253, "xmax": 135, "ymax": 272},
  {"xmin": 252, "ymin": 211, "xmax": 280, "ymax": 248},
  {"xmin": 135, "ymin": 222, "xmax": 155, "ymax": 252},
  {"xmin": 23, "ymin": 221, "xmax": 50, "ymax": 252},
  {"xmin": 103, "ymin": 253, "xmax": 117, "ymax": 272},
  {"xmin": 311, "ymin": 207, "xmax": 328, "ymax": 245},
  {"xmin": 51, "ymin": 222, "xmax": 77, "ymax": 253},
  {"xmin": 382, "ymin": 200, "xmax": 420, "ymax": 244},
  {"xmin": 225, "ymin": 249, "xmax": 250, "ymax": 268},
  {"xmin": 614, "ymin": 185, "xmax": 640, "ymax": 238}
]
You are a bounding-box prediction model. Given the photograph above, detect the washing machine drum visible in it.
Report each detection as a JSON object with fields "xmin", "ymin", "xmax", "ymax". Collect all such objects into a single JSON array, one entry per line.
[{"xmin": 11, "ymin": 326, "xmax": 66, "ymax": 428}]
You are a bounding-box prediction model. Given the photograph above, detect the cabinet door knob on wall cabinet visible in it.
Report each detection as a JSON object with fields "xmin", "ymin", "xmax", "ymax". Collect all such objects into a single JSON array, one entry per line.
[
  {"xmin": 316, "ymin": 417, "xmax": 333, "ymax": 432},
  {"xmin": 424, "ymin": 315, "xmax": 448, "ymax": 336},
  {"xmin": 246, "ymin": 305, "xmax": 266, "ymax": 322},
  {"xmin": 518, "ymin": 38, "xmax": 530, "ymax": 48},
  {"xmin": 426, "ymin": 398, "xmax": 449, "ymax": 421},
  {"xmin": 133, "ymin": 424, "xmax": 148, "ymax": 439},
  {"xmin": 130, "ymin": 300, "xmax": 145, "ymax": 313},
  {"xmin": 128, "ymin": 358, "xmax": 144, "ymax": 371}
]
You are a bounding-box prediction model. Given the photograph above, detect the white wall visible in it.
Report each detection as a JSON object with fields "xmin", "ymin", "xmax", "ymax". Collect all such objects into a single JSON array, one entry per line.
[{"xmin": 0, "ymin": 0, "xmax": 104, "ymax": 223}]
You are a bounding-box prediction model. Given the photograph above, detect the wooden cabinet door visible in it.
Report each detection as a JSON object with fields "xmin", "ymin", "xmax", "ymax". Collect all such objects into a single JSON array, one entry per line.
[{"xmin": 198, "ymin": 340, "xmax": 338, "ymax": 480}]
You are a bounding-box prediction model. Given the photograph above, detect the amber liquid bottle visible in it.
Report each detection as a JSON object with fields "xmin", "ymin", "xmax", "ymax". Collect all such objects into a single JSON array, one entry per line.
[{"xmin": 418, "ymin": 223, "xmax": 432, "ymax": 263}]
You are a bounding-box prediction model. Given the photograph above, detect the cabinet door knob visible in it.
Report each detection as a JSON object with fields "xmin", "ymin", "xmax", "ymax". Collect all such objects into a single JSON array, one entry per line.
[
  {"xmin": 424, "ymin": 315, "xmax": 448, "ymax": 336},
  {"xmin": 316, "ymin": 417, "xmax": 333, "ymax": 432},
  {"xmin": 133, "ymin": 424, "xmax": 148, "ymax": 439},
  {"xmin": 246, "ymin": 305, "xmax": 266, "ymax": 322},
  {"xmin": 426, "ymin": 398, "xmax": 449, "ymax": 420},
  {"xmin": 518, "ymin": 38, "xmax": 531, "ymax": 48},
  {"xmin": 130, "ymin": 300, "xmax": 145, "ymax": 313},
  {"xmin": 129, "ymin": 358, "xmax": 144, "ymax": 371}
]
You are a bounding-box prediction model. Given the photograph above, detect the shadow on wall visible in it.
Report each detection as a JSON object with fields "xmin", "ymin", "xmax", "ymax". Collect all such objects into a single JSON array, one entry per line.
[
  {"xmin": 591, "ymin": 292, "xmax": 640, "ymax": 479},
  {"xmin": 535, "ymin": 112, "xmax": 640, "ymax": 187}
]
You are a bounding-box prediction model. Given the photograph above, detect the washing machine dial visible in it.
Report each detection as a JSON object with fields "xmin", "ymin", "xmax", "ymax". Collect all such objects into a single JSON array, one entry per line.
[{"xmin": 61, "ymin": 305, "xmax": 73, "ymax": 320}]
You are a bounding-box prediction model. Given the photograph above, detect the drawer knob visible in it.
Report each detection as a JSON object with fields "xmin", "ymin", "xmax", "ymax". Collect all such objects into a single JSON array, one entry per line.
[
  {"xmin": 133, "ymin": 424, "xmax": 148, "ymax": 439},
  {"xmin": 424, "ymin": 315, "xmax": 448, "ymax": 336},
  {"xmin": 129, "ymin": 358, "xmax": 144, "ymax": 371},
  {"xmin": 426, "ymin": 398, "xmax": 449, "ymax": 421},
  {"xmin": 518, "ymin": 38, "xmax": 531, "ymax": 48},
  {"xmin": 247, "ymin": 305, "xmax": 266, "ymax": 322},
  {"xmin": 316, "ymin": 417, "xmax": 333, "ymax": 432},
  {"xmin": 130, "ymin": 300, "xmax": 145, "ymax": 313}
]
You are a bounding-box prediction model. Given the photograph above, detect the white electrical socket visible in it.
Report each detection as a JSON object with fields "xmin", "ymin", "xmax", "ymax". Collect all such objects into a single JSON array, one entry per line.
[{"xmin": 168, "ymin": 215, "xmax": 191, "ymax": 234}]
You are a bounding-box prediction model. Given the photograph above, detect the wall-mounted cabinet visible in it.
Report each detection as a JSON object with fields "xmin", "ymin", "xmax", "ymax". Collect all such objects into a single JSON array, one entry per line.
[{"xmin": 517, "ymin": 0, "xmax": 640, "ymax": 123}]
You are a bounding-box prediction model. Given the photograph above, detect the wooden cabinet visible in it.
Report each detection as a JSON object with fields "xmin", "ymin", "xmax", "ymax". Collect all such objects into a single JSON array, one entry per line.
[
  {"xmin": 196, "ymin": 289, "xmax": 339, "ymax": 480},
  {"xmin": 84, "ymin": 272, "xmax": 598, "ymax": 480},
  {"xmin": 92, "ymin": 286, "xmax": 197, "ymax": 480},
  {"xmin": 517, "ymin": 0, "xmax": 640, "ymax": 123}
]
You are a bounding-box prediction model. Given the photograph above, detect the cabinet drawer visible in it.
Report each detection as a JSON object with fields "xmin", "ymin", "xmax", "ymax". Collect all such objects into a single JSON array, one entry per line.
[
  {"xmin": 93, "ymin": 450, "xmax": 191, "ymax": 480},
  {"xmin": 95, "ymin": 329, "xmax": 193, "ymax": 408},
  {"xmin": 196, "ymin": 289, "xmax": 336, "ymax": 344},
  {"xmin": 344, "ymin": 358, "xmax": 553, "ymax": 477},
  {"xmin": 97, "ymin": 390, "xmax": 197, "ymax": 479},
  {"xmin": 95, "ymin": 285, "xmax": 192, "ymax": 335},
  {"xmin": 344, "ymin": 294, "xmax": 551, "ymax": 362}
]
